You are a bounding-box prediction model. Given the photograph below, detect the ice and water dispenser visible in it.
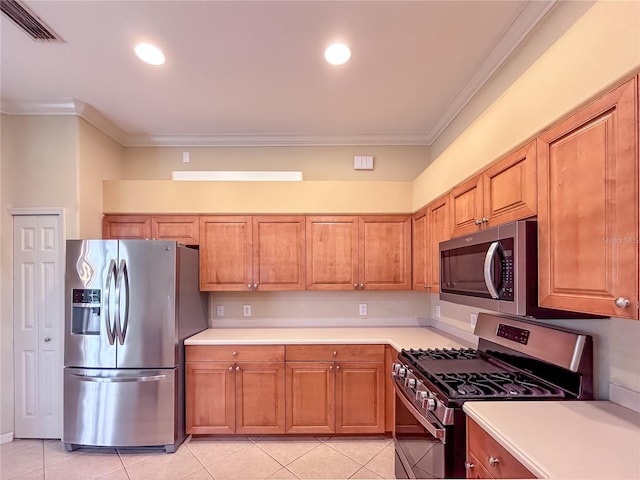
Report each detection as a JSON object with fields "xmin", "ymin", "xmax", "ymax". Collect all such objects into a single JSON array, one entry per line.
[{"xmin": 71, "ymin": 289, "xmax": 101, "ymax": 334}]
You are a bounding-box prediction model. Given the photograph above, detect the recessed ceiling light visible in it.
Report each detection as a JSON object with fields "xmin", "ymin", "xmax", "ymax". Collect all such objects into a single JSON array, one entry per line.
[
  {"xmin": 134, "ymin": 43, "xmax": 165, "ymax": 66},
  {"xmin": 324, "ymin": 43, "xmax": 351, "ymax": 66}
]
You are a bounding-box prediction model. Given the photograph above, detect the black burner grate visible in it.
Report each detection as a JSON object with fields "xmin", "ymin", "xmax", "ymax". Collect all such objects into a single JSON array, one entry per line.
[{"xmin": 434, "ymin": 371, "xmax": 565, "ymax": 399}]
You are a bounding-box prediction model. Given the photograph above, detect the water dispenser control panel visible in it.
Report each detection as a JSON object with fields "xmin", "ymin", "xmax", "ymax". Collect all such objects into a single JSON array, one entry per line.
[{"xmin": 71, "ymin": 289, "xmax": 101, "ymax": 335}]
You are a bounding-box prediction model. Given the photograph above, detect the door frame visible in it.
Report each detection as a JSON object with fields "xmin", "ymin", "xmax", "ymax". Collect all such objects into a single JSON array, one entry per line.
[{"xmin": 9, "ymin": 207, "xmax": 65, "ymax": 440}]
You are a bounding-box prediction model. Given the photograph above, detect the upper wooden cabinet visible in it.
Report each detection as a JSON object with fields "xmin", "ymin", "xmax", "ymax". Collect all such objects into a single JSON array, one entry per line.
[
  {"xmin": 537, "ymin": 78, "xmax": 639, "ymax": 319},
  {"xmin": 306, "ymin": 215, "xmax": 412, "ymax": 290},
  {"xmin": 414, "ymin": 195, "xmax": 450, "ymax": 293},
  {"xmin": 199, "ymin": 215, "xmax": 305, "ymax": 291},
  {"xmin": 102, "ymin": 215, "xmax": 199, "ymax": 245},
  {"xmin": 449, "ymin": 141, "xmax": 537, "ymax": 238}
]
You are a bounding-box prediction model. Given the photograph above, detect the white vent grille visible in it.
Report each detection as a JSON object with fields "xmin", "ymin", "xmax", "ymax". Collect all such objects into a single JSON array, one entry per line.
[{"xmin": 1, "ymin": 0, "xmax": 62, "ymax": 41}]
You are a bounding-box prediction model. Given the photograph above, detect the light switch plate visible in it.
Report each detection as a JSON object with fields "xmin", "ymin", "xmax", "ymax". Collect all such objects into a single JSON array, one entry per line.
[
  {"xmin": 243, "ymin": 305, "xmax": 252, "ymax": 317},
  {"xmin": 359, "ymin": 303, "xmax": 368, "ymax": 316},
  {"xmin": 216, "ymin": 305, "xmax": 224, "ymax": 317}
]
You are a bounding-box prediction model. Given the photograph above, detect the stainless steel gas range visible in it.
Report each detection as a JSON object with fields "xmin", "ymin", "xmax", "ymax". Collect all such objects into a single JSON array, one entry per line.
[{"xmin": 392, "ymin": 312, "xmax": 593, "ymax": 479}]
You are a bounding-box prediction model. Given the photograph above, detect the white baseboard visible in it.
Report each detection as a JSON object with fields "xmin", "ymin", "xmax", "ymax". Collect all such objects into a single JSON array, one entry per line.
[
  {"xmin": 610, "ymin": 383, "xmax": 640, "ymax": 413},
  {"xmin": 0, "ymin": 432, "xmax": 14, "ymax": 444}
]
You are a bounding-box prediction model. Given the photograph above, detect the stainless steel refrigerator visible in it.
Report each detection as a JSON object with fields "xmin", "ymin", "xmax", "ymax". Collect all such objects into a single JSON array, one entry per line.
[{"xmin": 63, "ymin": 240, "xmax": 207, "ymax": 452}]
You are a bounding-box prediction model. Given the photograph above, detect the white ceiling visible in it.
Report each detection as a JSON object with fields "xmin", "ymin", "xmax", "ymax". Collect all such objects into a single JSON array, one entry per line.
[{"xmin": 0, "ymin": 0, "xmax": 555, "ymax": 146}]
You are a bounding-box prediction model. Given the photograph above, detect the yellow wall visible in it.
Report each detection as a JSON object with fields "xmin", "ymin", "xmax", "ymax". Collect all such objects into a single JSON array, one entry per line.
[
  {"xmin": 78, "ymin": 118, "xmax": 125, "ymax": 237},
  {"xmin": 103, "ymin": 180, "xmax": 412, "ymax": 214},
  {"xmin": 413, "ymin": 0, "xmax": 640, "ymax": 209},
  {"xmin": 123, "ymin": 145, "xmax": 429, "ymax": 181}
]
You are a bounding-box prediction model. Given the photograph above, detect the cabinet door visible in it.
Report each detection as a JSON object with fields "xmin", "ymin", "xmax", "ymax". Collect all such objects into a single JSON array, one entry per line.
[
  {"xmin": 449, "ymin": 175, "xmax": 484, "ymax": 237},
  {"xmin": 537, "ymin": 78, "xmax": 638, "ymax": 319},
  {"xmin": 427, "ymin": 195, "xmax": 450, "ymax": 293},
  {"xmin": 185, "ymin": 362, "xmax": 235, "ymax": 435},
  {"xmin": 102, "ymin": 215, "xmax": 151, "ymax": 240},
  {"xmin": 306, "ymin": 216, "xmax": 359, "ymax": 290},
  {"xmin": 359, "ymin": 216, "xmax": 412, "ymax": 290},
  {"xmin": 335, "ymin": 362, "xmax": 385, "ymax": 434},
  {"xmin": 412, "ymin": 208, "xmax": 429, "ymax": 291},
  {"xmin": 151, "ymin": 215, "xmax": 200, "ymax": 245},
  {"xmin": 285, "ymin": 362, "xmax": 335, "ymax": 434},
  {"xmin": 482, "ymin": 141, "xmax": 537, "ymax": 229},
  {"xmin": 467, "ymin": 418, "xmax": 535, "ymax": 479},
  {"xmin": 253, "ymin": 216, "xmax": 305, "ymax": 291},
  {"xmin": 199, "ymin": 216, "xmax": 253, "ymax": 291},
  {"xmin": 235, "ymin": 362, "xmax": 285, "ymax": 434}
]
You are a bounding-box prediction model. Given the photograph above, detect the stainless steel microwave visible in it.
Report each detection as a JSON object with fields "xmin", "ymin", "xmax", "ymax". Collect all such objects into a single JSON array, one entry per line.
[{"xmin": 439, "ymin": 220, "xmax": 596, "ymax": 318}]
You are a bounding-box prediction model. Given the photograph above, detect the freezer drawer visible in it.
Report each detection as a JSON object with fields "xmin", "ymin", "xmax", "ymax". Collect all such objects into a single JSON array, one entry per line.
[{"xmin": 63, "ymin": 367, "xmax": 177, "ymax": 451}]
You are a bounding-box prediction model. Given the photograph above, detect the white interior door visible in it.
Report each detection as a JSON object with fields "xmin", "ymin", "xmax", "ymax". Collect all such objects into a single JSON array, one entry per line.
[{"xmin": 13, "ymin": 214, "xmax": 63, "ymax": 438}]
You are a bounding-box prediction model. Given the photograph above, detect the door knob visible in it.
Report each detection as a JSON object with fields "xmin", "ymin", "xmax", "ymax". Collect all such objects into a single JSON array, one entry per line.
[
  {"xmin": 615, "ymin": 297, "xmax": 630, "ymax": 308},
  {"xmin": 44, "ymin": 337, "xmax": 51, "ymax": 343}
]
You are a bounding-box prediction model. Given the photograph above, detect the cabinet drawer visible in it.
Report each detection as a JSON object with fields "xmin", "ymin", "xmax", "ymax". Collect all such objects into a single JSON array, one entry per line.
[
  {"xmin": 186, "ymin": 345, "xmax": 284, "ymax": 362},
  {"xmin": 466, "ymin": 418, "xmax": 535, "ymax": 479},
  {"xmin": 286, "ymin": 344, "xmax": 384, "ymax": 362}
]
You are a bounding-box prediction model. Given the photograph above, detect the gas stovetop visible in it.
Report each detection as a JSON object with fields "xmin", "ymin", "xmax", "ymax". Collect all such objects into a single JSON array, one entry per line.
[{"xmin": 399, "ymin": 348, "xmax": 566, "ymax": 400}]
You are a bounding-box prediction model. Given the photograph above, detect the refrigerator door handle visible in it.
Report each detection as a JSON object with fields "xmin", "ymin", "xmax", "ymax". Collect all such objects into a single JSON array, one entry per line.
[
  {"xmin": 105, "ymin": 259, "xmax": 117, "ymax": 345},
  {"xmin": 70, "ymin": 373, "xmax": 167, "ymax": 383},
  {"xmin": 115, "ymin": 259, "xmax": 130, "ymax": 345}
]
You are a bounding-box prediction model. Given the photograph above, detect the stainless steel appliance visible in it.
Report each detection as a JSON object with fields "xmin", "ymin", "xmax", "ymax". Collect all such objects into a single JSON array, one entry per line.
[
  {"xmin": 63, "ymin": 240, "xmax": 208, "ymax": 453},
  {"xmin": 439, "ymin": 220, "xmax": 600, "ymax": 318},
  {"xmin": 392, "ymin": 312, "xmax": 593, "ymax": 479}
]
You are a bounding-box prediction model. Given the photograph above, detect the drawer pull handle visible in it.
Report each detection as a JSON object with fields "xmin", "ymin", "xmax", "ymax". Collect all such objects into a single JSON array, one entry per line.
[{"xmin": 489, "ymin": 456, "xmax": 500, "ymax": 467}]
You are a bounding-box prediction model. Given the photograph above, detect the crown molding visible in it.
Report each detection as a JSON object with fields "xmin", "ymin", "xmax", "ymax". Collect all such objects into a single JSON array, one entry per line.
[
  {"xmin": 1, "ymin": 98, "xmax": 127, "ymax": 145},
  {"xmin": 123, "ymin": 132, "xmax": 430, "ymax": 147},
  {"xmin": 423, "ymin": 0, "xmax": 557, "ymax": 144}
]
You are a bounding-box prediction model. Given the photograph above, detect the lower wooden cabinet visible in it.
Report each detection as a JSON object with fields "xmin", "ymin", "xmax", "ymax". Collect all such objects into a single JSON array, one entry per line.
[
  {"xmin": 285, "ymin": 344, "xmax": 385, "ymax": 434},
  {"xmin": 186, "ymin": 344, "xmax": 386, "ymax": 436},
  {"xmin": 466, "ymin": 417, "xmax": 535, "ymax": 479},
  {"xmin": 186, "ymin": 345, "xmax": 285, "ymax": 435}
]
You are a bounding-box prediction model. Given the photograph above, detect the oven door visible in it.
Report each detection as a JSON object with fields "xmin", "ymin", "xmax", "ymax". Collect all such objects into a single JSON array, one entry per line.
[{"xmin": 393, "ymin": 380, "xmax": 449, "ymax": 479}]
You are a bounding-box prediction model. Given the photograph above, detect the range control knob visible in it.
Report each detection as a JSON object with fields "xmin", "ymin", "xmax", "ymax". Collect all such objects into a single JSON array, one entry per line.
[
  {"xmin": 415, "ymin": 391, "xmax": 429, "ymax": 403},
  {"xmin": 405, "ymin": 378, "xmax": 416, "ymax": 388},
  {"xmin": 424, "ymin": 397, "xmax": 437, "ymax": 411},
  {"xmin": 398, "ymin": 368, "xmax": 407, "ymax": 378}
]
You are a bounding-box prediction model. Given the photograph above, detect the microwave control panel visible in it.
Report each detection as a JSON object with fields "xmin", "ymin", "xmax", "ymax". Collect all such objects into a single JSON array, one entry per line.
[{"xmin": 499, "ymin": 239, "xmax": 514, "ymax": 300}]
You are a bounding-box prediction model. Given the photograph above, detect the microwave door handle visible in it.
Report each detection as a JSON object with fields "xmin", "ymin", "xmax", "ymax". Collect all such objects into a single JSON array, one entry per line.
[
  {"xmin": 105, "ymin": 259, "xmax": 117, "ymax": 345},
  {"xmin": 483, "ymin": 241, "xmax": 500, "ymax": 299}
]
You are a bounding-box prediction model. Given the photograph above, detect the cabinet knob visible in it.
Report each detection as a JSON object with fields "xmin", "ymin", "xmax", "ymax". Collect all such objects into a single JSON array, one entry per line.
[
  {"xmin": 353, "ymin": 284, "xmax": 358, "ymax": 289},
  {"xmin": 236, "ymin": 366, "xmax": 240, "ymax": 372},
  {"xmin": 329, "ymin": 365, "xmax": 333, "ymax": 370},
  {"xmin": 424, "ymin": 284, "xmax": 428, "ymax": 289},
  {"xmin": 247, "ymin": 284, "xmax": 252, "ymax": 289},
  {"xmin": 481, "ymin": 217, "xmax": 488, "ymax": 223},
  {"xmin": 253, "ymin": 283, "xmax": 258, "ymax": 290},
  {"xmin": 228, "ymin": 366, "xmax": 233, "ymax": 371},
  {"xmin": 336, "ymin": 364, "xmax": 340, "ymax": 370},
  {"xmin": 475, "ymin": 219, "xmax": 482, "ymax": 225},
  {"xmin": 464, "ymin": 462, "xmax": 475, "ymax": 471},
  {"xmin": 44, "ymin": 337, "xmax": 51, "ymax": 343},
  {"xmin": 232, "ymin": 351, "xmax": 237, "ymax": 356},
  {"xmin": 615, "ymin": 297, "xmax": 630, "ymax": 308},
  {"xmin": 359, "ymin": 283, "xmax": 364, "ymax": 289},
  {"xmin": 333, "ymin": 351, "xmax": 337, "ymax": 356},
  {"xmin": 488, "ymin": 456, "xmax": 500, "ymax": 467}
]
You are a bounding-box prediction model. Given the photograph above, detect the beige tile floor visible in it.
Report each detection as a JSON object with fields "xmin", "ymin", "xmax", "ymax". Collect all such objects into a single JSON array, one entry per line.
[{"xmin": 0, "ymin": 435, "xmax": 396, "ymax": 480}]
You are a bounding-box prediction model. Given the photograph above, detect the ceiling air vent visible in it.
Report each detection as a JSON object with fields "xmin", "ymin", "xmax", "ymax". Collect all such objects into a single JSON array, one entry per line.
[{"xmin": 1, "ymin": 0, "xmax": 62, "ymax": 41}]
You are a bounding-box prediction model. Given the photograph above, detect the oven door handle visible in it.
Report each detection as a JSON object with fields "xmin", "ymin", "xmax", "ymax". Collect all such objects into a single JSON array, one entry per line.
[
  {"xmin": 393, "ymin": 380, "xmax": 446, "ymax": 444},
  {"xmin": 483, "ymin": 241, "xmax": 500, "ymax": 299}
]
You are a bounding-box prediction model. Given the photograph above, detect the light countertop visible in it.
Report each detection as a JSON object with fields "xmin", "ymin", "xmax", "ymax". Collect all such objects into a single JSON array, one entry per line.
[
  {"xmin": 185, "ymin": 326, "xmax": 474, "ymax": 351},
  {"xmin": 463, "ymin": 400, "xmax": 640, "ymax": 479}
]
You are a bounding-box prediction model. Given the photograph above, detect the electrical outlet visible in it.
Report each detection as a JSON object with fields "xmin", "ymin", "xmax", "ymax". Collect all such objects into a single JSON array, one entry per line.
[
  {"xmin": 243, "ymin": 305, "xmax": 252, "ymax": 317},
  {"xmin": 435, "ymin": 305, "xmax": 441, "ymax": 319},
  {"xmin": 216, "ymin": 305, "xmax": 224, "ymax": 317},
  {"xmin": 470, "ymin": 313, "xmax": 478, "ymax": 329},
  {"xmin": 359, "ymin": 303, "xmax": 368, "ymax": 316}
]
